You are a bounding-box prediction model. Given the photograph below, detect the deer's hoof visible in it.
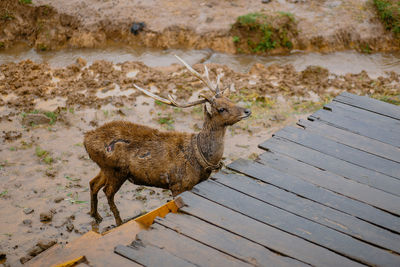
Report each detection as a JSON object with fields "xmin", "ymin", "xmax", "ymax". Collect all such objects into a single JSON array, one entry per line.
[{"xmin": 90, "ymin": 212, "xmax": 103, "ymax": 222}]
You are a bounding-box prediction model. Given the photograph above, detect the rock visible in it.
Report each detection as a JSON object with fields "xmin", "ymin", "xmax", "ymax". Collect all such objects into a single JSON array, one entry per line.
[
  {"xmin": 40, "ymin": 211, "xmax": 53, "ymax": 222},
  {"xmin": 261, "ymin": 0, "xmax": 271, "ymax": 3},
  {"xmin": 76, "ymin": 57, "xmax": 87, "ymax": 68},
  {"xmin": 37, "ymin": 239, "xmax": 57, "ymax": 250},
  {"xmin": 20, "ymin": 256, "xmax": 32, "ymax": 264},
  {"xmin": 66, "ymin": 222, "xmax": 74, "ymax": 232},
  {"xmin": 27, "ymin": 246, "xmax": 42, "ymax": 257},
  {"xmin": 54, "ymin": 196, "xmax": 64, "ymax": 203},
  {"xmin": 46, "ymin": 168, "xmax": 57, "ymax": 178},
  {"xmin": 23, "ymin": 207, "xmax": 34, "ymax": 215},
  {"xmin": 23, "ymin": 219, "xmax": 32, "ymax": 226},
  {"xmin": 22, "ymin": 113, "xmax": 51, "ymax": 126},
  {"xmin": 130, "ymin": 22, "xmax": 145, "ymax": 35}
]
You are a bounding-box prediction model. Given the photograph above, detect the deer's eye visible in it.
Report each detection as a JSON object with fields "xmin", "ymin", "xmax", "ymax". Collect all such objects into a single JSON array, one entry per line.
[{"xmin": 218, "ymin": 108, "xmax": 226, "ymax": 113}]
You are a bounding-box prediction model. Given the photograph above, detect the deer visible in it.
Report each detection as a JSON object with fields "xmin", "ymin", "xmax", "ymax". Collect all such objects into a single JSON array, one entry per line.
[{"xmin": 83, "ymin": 56, "xmax": 251, "ymax": 226}]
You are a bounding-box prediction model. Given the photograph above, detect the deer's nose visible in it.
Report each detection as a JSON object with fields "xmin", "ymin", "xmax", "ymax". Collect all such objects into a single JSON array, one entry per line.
[{"xmin": 244, "ymin": 109, "xmax": 251, "ymax": 116}]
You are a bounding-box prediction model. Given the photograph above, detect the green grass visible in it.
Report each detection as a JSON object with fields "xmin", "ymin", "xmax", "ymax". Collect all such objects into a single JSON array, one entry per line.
[
  {"xmin": 35, "ymin": 146, "xmax": 48, "ymax": 157},
  {"xmin": 373, "ymin": 0, "xmax": 400, "ymax": 36},
  {"xmin": 0, "ymin": 190, "xmax": 8, "ymax": 197},
  {"xmin": 19, "ymin": 0, "xmax": 32, "ymax": 4},
  {"xmin": 157, "ymin": 113, "xmax": 174, "ymax": 130},
  {"xmin": 376, "ymin": 94, "xmax": 400, "ymax": 105},
  {"xmin": 1, "ymin": 11, "xmax": 15, "ymax": 21},
  {"xmin": 44, "ymin": 111, "xmax": 57, "ymax": 125},
  {"xmin": 233, "ymin": 11, "xmax": 296, "ymax": 52}
]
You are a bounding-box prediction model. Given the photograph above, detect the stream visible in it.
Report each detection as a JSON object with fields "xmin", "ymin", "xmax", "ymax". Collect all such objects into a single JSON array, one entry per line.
[{"xmin": 1, "ymin": 45, "xmax": 400, "ymax": 78}]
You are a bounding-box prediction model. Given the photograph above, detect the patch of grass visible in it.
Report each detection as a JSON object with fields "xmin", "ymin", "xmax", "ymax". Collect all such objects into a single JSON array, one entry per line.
[
  {"xmin": 0, "ymin": 42, "xmax": 4, "ymax": 49},
  {"xmin": 0, "ymin": 190, "xmax": 8, "ymax": 198},
  {"xmin": 9, "ymin": 147, "xmax": 16, "ymax": 151},
  {"xmin": 157, "ymin": 114, "xmax": 174, "ymax": 130},
  {"xmin": 373, "ymin": 0, "xmax": 400, "ymax": 36},
  {"xmin": 19, "ymin": 0, "xmax": 32, "ymax": 4},
  {"xmin": 43, "ymin": 156, "xmax": 53, "ymax": 164},
  {"xmin": 232, "ymin": 11, "xmax": 297, "ymax": 53},
  {"xmin": 37, "ymin": 43, "xmax": 48, "ymax": 51},
  {"xmin": 66, "ymin": 192, "xmax": 88, "ymax": 204},
  {"xmin": 44, "ymin": 111, "xmax": 57, "ymax": 124},
  {"xmin": 35, "ymin": 146, "xmax": 48, "ymax": 158},
  {"xmin": 35, "ymin": 146, "xmax": 54, "ymax": 164},
  {"xmin": 375, "ymin": 94, "xmax": 400, "ymax": 105},
  {"xmin": 1, "ymin": 11, "xmax": 15, "ymax": 21},
  {"xmin": 65, "ymin": 175, "xmax": 81, "ymax": 182}
]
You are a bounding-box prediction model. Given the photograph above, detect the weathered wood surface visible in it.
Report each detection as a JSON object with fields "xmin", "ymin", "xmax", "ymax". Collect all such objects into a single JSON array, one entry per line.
[
  {"xmin": 212, "ymin": 172, "xmax": 400, "ymax": 254},
  {"xmin": 297, "ymin": 119, "xmax": 400, "ymax": 164},
  {"xmin": 259, "ymin": 137, "xmax": 400, "ymax": 199},
  {"xmin": 310, "ymin": 108, "xmax": 400, "ymax": 147},
  {"xmin": 134, "ymin": 224, "xmax": 252, "ymax": 267},
  {"xmin": 334, "ymin": 92, "xmax": 400, "ymax": 120},
  {"xmin": 324, "ymin": 101, "xmax": 400, "ymax": 133},
  {"xmin": 191, "ymin": 179, "xmax": 400, "ymax": 266},
  {"xmin": 273, "ymin": 126, "xmax": 400, "ymax": 179},
  {"xmin": 115, "ymin": 93, "xmax": 400, "ymax": 267},
  {"xmin": 256, "ymin": 151, "xmax": 400, "ymax": 222},
  {"xmin": 179, "ymin": 192, "xmax": 362, "ymax": 267},
  {"xmin": 155, "ymin": 214, "xmax": 307, "ymax": 267},
  {"xmin": 115, "ymin": 244, "xmax": 195, "ymax": 267}
]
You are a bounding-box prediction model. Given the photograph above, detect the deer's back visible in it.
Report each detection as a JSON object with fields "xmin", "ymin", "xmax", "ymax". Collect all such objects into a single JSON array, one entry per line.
[{"xmin": 84, "ymin": 121, "xmax": 193, "ymax": 170}]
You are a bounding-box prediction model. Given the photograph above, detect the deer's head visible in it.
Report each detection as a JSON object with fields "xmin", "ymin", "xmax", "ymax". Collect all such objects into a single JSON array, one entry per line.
[{"xmin": 134, "ymin": 56, "xmax": 251, "ymax": 128}]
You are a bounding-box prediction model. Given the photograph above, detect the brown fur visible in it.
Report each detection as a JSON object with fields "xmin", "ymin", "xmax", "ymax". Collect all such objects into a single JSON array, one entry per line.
[{"xmin": 84, "ymin": 96, "xmax": 250, "ymax": 225}]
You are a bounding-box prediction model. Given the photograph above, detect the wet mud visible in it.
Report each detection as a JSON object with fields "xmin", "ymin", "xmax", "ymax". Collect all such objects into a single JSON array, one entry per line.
[{"xmin": 1, "ymin": 0, "xmax": 399, "ymax": 53}]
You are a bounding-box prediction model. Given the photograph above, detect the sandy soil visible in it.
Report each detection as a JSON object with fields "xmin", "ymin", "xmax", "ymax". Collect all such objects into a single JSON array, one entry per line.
[{"xmin": 0, "ymin": 0, "xmax": 398, "ymax": 52}]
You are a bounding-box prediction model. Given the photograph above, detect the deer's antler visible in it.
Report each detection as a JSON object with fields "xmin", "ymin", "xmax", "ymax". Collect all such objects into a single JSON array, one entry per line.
[
  {"xmin": 175, "ymin": 55, "xmax": 221, "ymax": 95},
  {"xmin": 134, "ymin": 56, "xmax": 226, "ymax": 107},
  {"xmin": 133, "ymin": 84, "xmax": 207, "ymax": 108}
]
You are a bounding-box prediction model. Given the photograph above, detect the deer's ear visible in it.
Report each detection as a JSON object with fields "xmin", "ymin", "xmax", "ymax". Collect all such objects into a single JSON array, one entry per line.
[{"xmin": 204, "ymin": 102, "xmax": 212, "ymax": 117}]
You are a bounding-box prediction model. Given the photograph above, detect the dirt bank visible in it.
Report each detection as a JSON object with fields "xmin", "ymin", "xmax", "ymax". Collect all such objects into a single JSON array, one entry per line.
[
  {"xmin": 0, "ymin": 56, "xmax": 399, "ymax": 265},
  {"xmin": 1, "ymin": 0, "xmax": 399, "ymax": 53}
]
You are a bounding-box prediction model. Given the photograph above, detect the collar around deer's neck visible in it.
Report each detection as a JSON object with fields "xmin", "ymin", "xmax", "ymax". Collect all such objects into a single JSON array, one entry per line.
[{"xmin": 192, "ymin": 134, "xmax": 223, "ymax": 171}]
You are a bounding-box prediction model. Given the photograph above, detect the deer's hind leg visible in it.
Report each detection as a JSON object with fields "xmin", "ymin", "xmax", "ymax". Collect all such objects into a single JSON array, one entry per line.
[
  {"xmin": 89, "ymin": 170, "xmax": 106, "ymax": 222},
  {"xmin": 102, "ymin": 170, "xmax": 128, "ymax": 226}
]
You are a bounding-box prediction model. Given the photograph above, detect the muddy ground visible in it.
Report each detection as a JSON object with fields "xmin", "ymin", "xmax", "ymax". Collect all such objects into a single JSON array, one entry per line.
[
  {"xmin": 0, "ymin": 0, "xmax": 400, "ymax": 266},
  {"xmin": 1, "ymin": 0, "xmax": 399, "ymax": 52}
]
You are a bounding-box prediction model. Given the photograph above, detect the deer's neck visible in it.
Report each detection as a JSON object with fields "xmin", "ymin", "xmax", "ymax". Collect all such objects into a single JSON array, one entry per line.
[{"xmin": 197, "ymin": 120, "xmax": 226, "ymax": 166}]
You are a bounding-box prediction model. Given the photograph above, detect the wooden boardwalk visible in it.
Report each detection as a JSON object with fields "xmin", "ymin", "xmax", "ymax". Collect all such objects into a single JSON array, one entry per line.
[{"xmin": 115, "ymin": 92, "xmax": 400, "ymax": 267}]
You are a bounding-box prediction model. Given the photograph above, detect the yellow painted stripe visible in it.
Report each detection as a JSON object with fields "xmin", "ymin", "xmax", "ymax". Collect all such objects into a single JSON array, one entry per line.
[
  {"xmin": 134, "ymin": 197, "xmax": 183, "ymax": 227},
  {"xmin": 53, "ymin": 255, "xmax": 86, "ymax": 267}
]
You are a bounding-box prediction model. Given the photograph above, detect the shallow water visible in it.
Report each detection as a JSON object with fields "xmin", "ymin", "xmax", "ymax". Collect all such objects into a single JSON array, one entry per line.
[{"xmin": 1, "ymin": 45, "xmax": 400, "ymax": 78}]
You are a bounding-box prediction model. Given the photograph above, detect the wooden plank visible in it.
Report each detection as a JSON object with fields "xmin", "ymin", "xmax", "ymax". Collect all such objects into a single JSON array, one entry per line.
[
  {"xmin": 212, "ymin": 172, "xmax": 400, "ymax": 254},
  {"xmin": 114, "ymin": 244, "xmax": 195, "ymax": 267},
  {"xmin": 155, "ymin": 213, "xmax": 308, "ymax": 267},
  {"xmin": 275, "ymin": 126, "xmax": 400, "ymax": 179},
  {"xmin": 179, "ymin": 191, "xmax": 363, "ymax": 267},
  {"xmin": 259, "ymin": 136, "xmax": 400, "ymax": 198},
  {"xmin": 192, "ymin": 180, "xmax": 400, "ymax": 267},
  {"xmin": 298, "ymin": 119, "xmax": 400, "ymax": 164},
  {"xmin": 228, "ymin": 157, "xmax": 400, "ymax": 233},
  {"xmin": 310, "ymin": 108, "xmax": 400, "ymax": 147},
  {"xmin": 135, "ymin": 224, "xmax": 252, "ymax": 267},
  {"xmin": 334, "ymin": 92, "xmax": 400, "ymax": 120},
  {"xmin": 324, "ymin": 101, "xmax": 400, "ymax": 133}
]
